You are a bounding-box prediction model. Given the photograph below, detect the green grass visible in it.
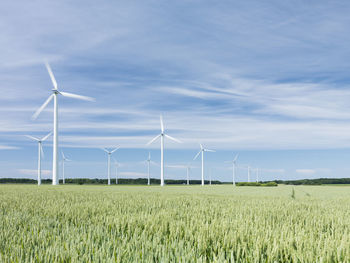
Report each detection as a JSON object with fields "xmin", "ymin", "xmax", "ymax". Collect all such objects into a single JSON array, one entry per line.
[{"xmin": 1, "ymin": 185, "xmax": 350, "ymax": 262}]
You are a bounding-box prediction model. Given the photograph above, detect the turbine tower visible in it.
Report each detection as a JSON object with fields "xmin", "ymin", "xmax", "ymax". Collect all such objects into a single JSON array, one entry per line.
[
  {"xmin": 113, "ymin": 157, "xmax": 120, "ymax": 185},
  {"xmin": 256, "ymin": 168, "xmax": 259, "ymax": 183},
  {"xmin": 231, "ymin": 154, "xmax": 239, "ymax": 186},
  {"xmin": 209, "ymin": 168, "xmax": 212, "ymax": 185},
  {"xmin": 193, "ymin": 144, "xmax": 215, "ymax": 186},
  {"xmin": 102, "ymin": 148, "xmax": 119, "ymax": 185},
  {"xmin": 32, "ymin": 62, "xmax": 94, "ymax": 185},
  {"xmin": 147, "ymin": 115, "xmax": 181, "ymax": 186},
  {"xmin": 25, "ymin": 132, "xmax": 52, "ymax": 185},
  {"xmin": 186, "ymin": 164, "xmax": 192, "ymax": 185},
  {"xmin": 61, "ymin": 151, "xmax": 72, "ymax": 184},
  {"xmin": 166, "ymin": 164, "xmax": 192, "ymax": 185}
]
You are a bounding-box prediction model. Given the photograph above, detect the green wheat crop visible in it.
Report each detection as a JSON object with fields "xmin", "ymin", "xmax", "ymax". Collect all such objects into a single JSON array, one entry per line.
[{"xmin": 0, "ymin": 184, "xmax": 350, "ymax": 262}]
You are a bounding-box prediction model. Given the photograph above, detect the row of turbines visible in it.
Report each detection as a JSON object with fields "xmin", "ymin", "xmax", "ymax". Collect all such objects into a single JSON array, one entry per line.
[
  {"xmin": 27, "ymin": 130, "xmax": 261, "ymax": 187},
  {"xmin": 27, "ymin": 63, "xmax": 263, "ymax": 186}
]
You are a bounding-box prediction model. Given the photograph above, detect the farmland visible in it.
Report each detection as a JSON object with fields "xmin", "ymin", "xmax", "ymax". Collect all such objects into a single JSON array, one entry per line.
[{"xmin": 0, "ymin": 185, "xmax": 350, "ymax": 262}]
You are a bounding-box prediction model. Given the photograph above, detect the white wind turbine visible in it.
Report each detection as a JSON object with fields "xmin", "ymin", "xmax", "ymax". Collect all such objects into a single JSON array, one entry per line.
[
  {"xmin": 227, "ymin": 154, "xmax": 239, "ymax": 186},
  {"xmin": 25, "ymin": 132, "xmax": 52, "ymax": 185},
  {"xmin": 142, "ymin": 152, "xmax": 158, "ymax": 185},
  {"xmin": 186, "ymin": 163, "xmax": 192, "ymax": 185},
  {"xmin": 112, "ymin": 157, "xmax": 120, "ymax": 185},
  {"xmin": 32, "ymin": 62, "xmax": 94, "ymax": 185},
  {"xmin": 147, "ymin": 115, "xmax": 181, "ymax": 186},
  {"xmin": 102, "ymin": 148, "xmax": 119, "ymax": 185},
  {"xmin": 61, "ymin": 151, "xmax": 72, "ymax": 184},
  {"xmin": 166, "ymin": 163, "xmax": 193, "ymax": 185},
  {"xmin": 256, "ymin": 168, "xmax": 259, "ymax": 183},
  {"xmin": 193, "ymin": 144, "xmax": 215, "ymax": 186},
  {"xmin": 237, "ymin": 164, "xmax": 251, "ymax": 183},
  {"xmin": 209, "ymin": 168, "xmax": 212, "ymax": 185}
]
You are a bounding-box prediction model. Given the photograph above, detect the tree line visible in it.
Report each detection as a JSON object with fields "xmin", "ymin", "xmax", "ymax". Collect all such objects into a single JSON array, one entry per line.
[
  {"xmin": 1, "ymin": 177, "xmax": 350, "ymax": 185},
  {"xmin": 0, "ymin": 178, "xmax": 222, "ymax": 185}
]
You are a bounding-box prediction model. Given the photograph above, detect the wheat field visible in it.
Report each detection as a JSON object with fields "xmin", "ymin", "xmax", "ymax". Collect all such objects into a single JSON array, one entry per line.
[{"xmin": 0, "ymin": 184, "xmax": 350, "ymax": 262}]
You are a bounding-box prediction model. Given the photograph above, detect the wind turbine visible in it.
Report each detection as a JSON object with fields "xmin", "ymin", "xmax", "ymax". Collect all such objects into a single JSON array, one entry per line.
[
  {"xmin": 32, "ymin": 62, "xmax": 94, "ymax": 185},
  {"xmin": 102, "ymin": 148, "xmax": 119, "ymax": 185},
  {"xmin": 25, "ymin": 132, "xmax": 52, "ymax": 185},
  {"xmin": 113, "ymin": 157, "xmax": 120, "ymax": 185},
  {"xmin": 256, "ymin": 168, "xmax": 259, "ymax": 183},
  {"xmin": 61, "ymin": 151, "xmax": 72, "ymax": 184},
  {"xmin": 227, "ymin": 154, "xmax": 239, "ymax": 186},
  {"xmin": 147, "ymin": 115, "xmax": 181, "ymax": 186},
  {"xmin": 142, "ymin": 152, "xmax": 158, "ymax": 185},
  {"xmin": 166, "ymin": 163, "xmax": 193, "ymax": 185},
  {"xmin": 193, "ymin": 144, "xmax": 215, "ymax": 186},
  {"xmin": 209, "ymin": 168, "xmax": 212, "ymax": 185},
  {"xmin": 186, "ymin": 164, "xmax": 192, "ymax": 185}
]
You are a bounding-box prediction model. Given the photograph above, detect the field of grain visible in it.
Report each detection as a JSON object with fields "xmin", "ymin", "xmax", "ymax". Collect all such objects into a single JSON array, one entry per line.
[{"xmin": 0, "ymin": 184, "xmax": 350, "ymax": 262}]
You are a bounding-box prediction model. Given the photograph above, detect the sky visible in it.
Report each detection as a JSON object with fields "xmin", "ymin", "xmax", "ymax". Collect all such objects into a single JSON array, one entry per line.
[{"xmin": 1, "ymin": 0, "xmax": 350, "ymax": 182}]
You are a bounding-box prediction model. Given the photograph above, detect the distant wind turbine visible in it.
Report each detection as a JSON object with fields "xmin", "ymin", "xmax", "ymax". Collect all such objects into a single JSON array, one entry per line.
[
  {"xmin": 147, "ymin": 115, "xmax": 181, "ymax": 186},
  {"xmin": 227, "ymin": 154, "xmax": 239, "ymax": 186},
  {"xmin": 186, "ymin": 164, "xmax": 192, "ymax": 185},
  {"xmin": 61, "ymin": 151, "xmax": 72, "ymax": 184},
  {"xmin": 102, "ymin": 148, "xmax": 119, "ymax": 185},
  {"xmin": 256, "ymin": 168, "xmax": 259, "ymax": 183},
  {"xmin": 166, "ymin": 163, "xmax": 193, "ymax": 185},
  {"xmin": 141, "ymin": 152, "xmax": 158, "ymax": 185},
  {"xmin": 193, "ymin": 144, "xmax": 215, "ymax": 186},
  {"xmin": 25, "ymin": 132, "xmax": 52, "ymax": 185},
  {"xmin": 112, "ymin": 157, "xmax": 120, "ymax": 185},
  {"xmin": 209, "ymin": 168, "xmax": 212, "ymax": 185},
  {"xmin": 32, "ymin": 62, "xmax": 94, "ymax": 185}
]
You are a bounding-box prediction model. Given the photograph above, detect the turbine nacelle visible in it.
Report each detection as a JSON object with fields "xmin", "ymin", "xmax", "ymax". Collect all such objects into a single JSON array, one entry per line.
[
  {"xmin": 146, "ymin": 115, "xmax": 182, "ymax": 146},
  {"xmin": 32, "ymin": 62, "xmax": 95, "ymax": 120},
  {"xmin": 193, "ymin": 143, "xmax": 215, "ymax": 160}
]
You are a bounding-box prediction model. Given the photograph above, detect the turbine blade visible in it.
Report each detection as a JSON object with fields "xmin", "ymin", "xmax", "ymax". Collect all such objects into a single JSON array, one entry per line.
[
  {"xmin": 205, "ymin": 149, "xmax": 215, "ymax": 152},
  {"xmin": 60, "ymin": 91, "xmax": 95, "ymax": 102},
  {"xmin": 148, "ymin": 152, "xmax": 151, "ymax": 160},
  {"xmin": 233, "ymin": 154, "xmax": 239, "ymax": 162},
  {"xmin": 111, "ymin": 148, "xmax": 119, "ymax": 154},
  {"xmin": 146, "ymin": 134, "xmax": 161, "ymax": 146},
  {"xmin": 41, "ymin": 132, "xmax": 52, "ymax": 141},
  {"xmin": 160, "ymin": 115, "xmax": 164, "ymax": 133},
  {"xmin": 45, "ymin": 62, "xmax": 58, "ymax": 90},
  {"xmin": 164, "ymin": 134, "xmax": 181, "ymax": 143},
  {"xmin": 25, "ymin": 135, "xmax": 39, "ymax": 141},
  {"xmin": 40, "ymin": 143, "xmax": 44, "ymax": 158},
  {"xmin": 102, "ymin": 148, "xmax": 110, "ymax": 153},
  {"xmin": 32, "ymin": 94, "xmax": 54, "ymax": 120},
  {"xmin": 199, "ymin": 143, "xmax": 203, "ymax": 150},
  {"xmin": 61, "ymin": 151, "xmax": 65, "ymax": 159},
  {"xmin": 193, "ymin": 150, "xmax": 201, "ymax": 160}
]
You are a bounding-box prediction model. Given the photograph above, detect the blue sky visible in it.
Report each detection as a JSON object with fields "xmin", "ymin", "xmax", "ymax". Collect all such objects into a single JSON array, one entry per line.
[{"xmin": 1, "ymin": 0, "xmax": 350, "ymax": 182}]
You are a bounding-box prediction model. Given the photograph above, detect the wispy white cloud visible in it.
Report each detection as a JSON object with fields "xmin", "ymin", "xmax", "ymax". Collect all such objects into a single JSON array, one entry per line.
[{"xmin": 0, "ymin": 145, "xmax": 20, "ymax": 150}]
